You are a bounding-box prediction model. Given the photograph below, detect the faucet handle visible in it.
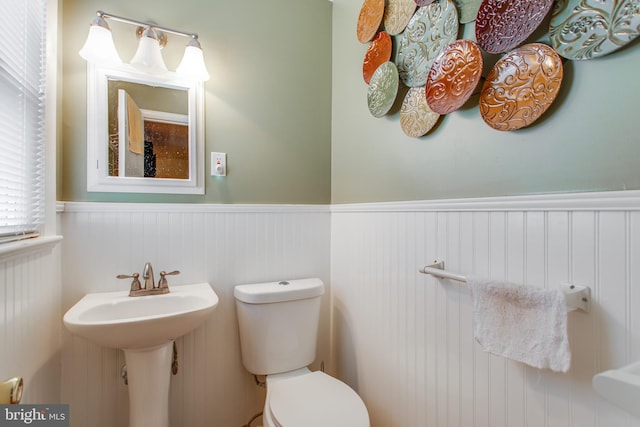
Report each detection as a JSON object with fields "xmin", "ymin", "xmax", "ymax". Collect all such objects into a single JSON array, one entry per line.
[
  {"xmin": 117, "ymin": 272, "xmax": 142, "ymax": 295},
  {"xmin": 158, "ymin": 270, "xmax": 180, "ymax": 291}
]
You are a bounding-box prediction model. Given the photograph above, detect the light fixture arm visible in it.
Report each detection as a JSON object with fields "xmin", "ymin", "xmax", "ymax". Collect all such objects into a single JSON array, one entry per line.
[{"xmin": 95, "ymin": 10, "xmax": 200, "ymax": 41}]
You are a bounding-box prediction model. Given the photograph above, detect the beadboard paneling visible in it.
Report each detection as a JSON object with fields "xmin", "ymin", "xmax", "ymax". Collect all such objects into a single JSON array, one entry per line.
[
  {"xmin": 60, "ymin": 194, "xmax": 640, "ymax": 426},
  {"xmin": 59, "ymin": 203, "xmax": 330, "ymax": 427},
  {"xmin": 331, "ymin": 202, "xmax": 640, "ymax": 427},
  {"xmin": 0, "ymin": 243, "xmax": 62, "ymax": 404}
]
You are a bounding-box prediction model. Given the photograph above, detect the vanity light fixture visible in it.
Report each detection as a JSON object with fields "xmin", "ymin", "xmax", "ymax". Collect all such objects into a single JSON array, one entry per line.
[
  {"xmin": 78, "ymin": 15, "xmax": 123, "ymax": 66},
  {"xmin": 79, "ymin": 10, "xmax": 210, "ymax": 81},
  {"xmin": 176, "ymin": 37, "xmax": 210, "ymax": 82},
  {"xmin": 130, "ymin": 26, "xmax": 168, "ymax": 74}
]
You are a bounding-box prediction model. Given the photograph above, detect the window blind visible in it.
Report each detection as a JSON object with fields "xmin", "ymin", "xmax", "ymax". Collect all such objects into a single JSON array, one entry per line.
[{"xmin": 0, "ymin": 0, "xmax": 46, "ymax": 243}]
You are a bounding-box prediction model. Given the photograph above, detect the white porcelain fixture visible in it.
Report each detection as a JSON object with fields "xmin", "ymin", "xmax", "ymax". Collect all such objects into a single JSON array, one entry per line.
[
  {"xmin": 63, "ymin": 282, "xmax": 217, "ymax": 349},
  {"xmin": 593, "ymin": 360, "xmax": 640, "ymax": 418},
  {"xmin": 234, "ymin": 278, "xmax": 370, "ymax": 427},
  {"xmin": 64, "ymin": 283, "xmax": 218, "ymax": 427}
]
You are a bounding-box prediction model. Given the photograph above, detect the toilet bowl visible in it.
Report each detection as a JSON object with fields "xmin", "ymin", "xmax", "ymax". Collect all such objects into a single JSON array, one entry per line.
[
  {"xmin": 234, "ymin": 279, "xmax": 370, "ymax": 427},
  {"xmin": 262, "ymin": 368, "xmax": 368, "ymax": 427}
]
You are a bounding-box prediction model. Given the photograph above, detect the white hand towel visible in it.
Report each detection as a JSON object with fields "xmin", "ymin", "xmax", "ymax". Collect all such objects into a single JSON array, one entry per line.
[{"xmin": 467, "ymin": 277, "xmax": 571, "ymax": 373}]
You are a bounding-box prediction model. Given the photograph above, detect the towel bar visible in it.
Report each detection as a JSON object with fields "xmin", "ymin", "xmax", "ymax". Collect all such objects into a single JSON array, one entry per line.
[{"xmin": 419, "ymin": 260, "xmax": 591, "ymax": 313}]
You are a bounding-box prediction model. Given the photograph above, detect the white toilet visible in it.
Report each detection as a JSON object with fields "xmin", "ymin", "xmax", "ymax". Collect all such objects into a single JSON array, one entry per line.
[{"xmin": 234, "ymin": 278, "xmax": 369, "ymax": 427}]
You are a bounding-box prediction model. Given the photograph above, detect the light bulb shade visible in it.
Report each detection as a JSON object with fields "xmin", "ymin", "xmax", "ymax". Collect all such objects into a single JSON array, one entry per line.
[
  {"xmin": 79, "ymin": 23, "xmax": 123, "ymax": 65},
  {"xmin": 177, "ymin": 44, "xmax": 210, "ymax": 81},
  {"xmin": 130, "ymin": 35, "xmax": 168, "ymax": 75}
]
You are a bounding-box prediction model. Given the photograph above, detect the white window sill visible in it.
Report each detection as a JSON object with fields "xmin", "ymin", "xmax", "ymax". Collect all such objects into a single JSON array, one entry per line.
[{"xmin": 0, "ymin": 235, "xmax": 63, "ymax": 260}]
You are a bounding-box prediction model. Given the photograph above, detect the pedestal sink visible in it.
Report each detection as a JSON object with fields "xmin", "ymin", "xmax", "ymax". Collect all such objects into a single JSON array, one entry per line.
[{"xmin": 63, "ymin": 283, "xmax": 218, "ymax": 427}]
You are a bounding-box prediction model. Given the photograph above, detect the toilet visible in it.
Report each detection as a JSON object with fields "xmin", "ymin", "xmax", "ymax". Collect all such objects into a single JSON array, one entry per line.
[{"xmin": 234, "ymin": 278, "xmax": 369, "ymax": 427}]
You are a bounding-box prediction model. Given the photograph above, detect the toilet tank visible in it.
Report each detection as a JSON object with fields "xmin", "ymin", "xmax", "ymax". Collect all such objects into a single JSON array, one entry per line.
[{"xmin": 234, "ymin": 278, "xmax": 324, "ymax": 375}]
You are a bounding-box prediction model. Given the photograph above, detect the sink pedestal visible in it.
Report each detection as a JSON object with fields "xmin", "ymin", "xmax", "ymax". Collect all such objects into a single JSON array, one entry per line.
[{"xmin": 124, "ymin": 341, "xmax": 173, "ymax": 427}]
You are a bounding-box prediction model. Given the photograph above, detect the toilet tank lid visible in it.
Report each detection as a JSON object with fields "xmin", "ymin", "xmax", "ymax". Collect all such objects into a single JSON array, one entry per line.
[{"xmin": 234, "ymin": 278, "xmax": 324, "ymax": 304}]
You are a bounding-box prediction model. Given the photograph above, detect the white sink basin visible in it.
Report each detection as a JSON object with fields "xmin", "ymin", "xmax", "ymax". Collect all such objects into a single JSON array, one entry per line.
[
  {"xmin": 593, "ymin": 360, "xmax": 640, "ymax": 418},
  {"xmin": 63, "ymin": 283, "xmax": 218, "ymax": 349}
]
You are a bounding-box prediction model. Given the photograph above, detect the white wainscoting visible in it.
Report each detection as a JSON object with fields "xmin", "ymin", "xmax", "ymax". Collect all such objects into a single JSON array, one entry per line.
[
  {"xmin": 331, "ymin": 192, "xmax": 640, "ymax": 427},
  {"xmin": 0, "ymin": 240, "xmax": 62, "ymax": 404},
  {"xmin": 59, "ymin": 203, "xmax": 330, "ymax": 427},
  {"xmin": 59, "ymin": 192, "xmax": 640, "ymax": 426}
]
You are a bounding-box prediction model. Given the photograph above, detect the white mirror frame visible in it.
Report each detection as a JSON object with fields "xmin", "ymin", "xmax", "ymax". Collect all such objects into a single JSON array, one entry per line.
[{"xmin": 86, "ymin": 64, "xmax": 205, "ymax": 194}]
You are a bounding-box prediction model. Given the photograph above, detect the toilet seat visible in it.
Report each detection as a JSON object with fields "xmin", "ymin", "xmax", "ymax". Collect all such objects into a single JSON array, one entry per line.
[{"xmin": 267, "ymin": 370, "xmax": 369, "ymax": 427}]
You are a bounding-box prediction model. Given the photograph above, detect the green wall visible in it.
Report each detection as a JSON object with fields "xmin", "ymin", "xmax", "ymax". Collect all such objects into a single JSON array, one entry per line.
[
  {"xmin": 331, "ymin": 0, "xmax": 640, "ymax": 203},
  {"xmin": 63, "ymin": 0, "xmax": 640, "ymax": 205},
  {"xmin": 61, "ymin": 0, "xmax": 332, "ymax": 203}
]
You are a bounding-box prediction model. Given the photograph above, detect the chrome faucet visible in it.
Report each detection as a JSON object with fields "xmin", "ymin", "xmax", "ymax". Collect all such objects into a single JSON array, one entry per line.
[{"xmin": 117, "ymin": 262, "xmax": 180, "ymax": 297}]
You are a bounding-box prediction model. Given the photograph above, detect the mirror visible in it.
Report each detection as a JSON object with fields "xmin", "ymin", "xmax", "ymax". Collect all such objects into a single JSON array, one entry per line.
[{"xmin": 87, "ymin": 64, "xmax": 204, "ymax": 194}]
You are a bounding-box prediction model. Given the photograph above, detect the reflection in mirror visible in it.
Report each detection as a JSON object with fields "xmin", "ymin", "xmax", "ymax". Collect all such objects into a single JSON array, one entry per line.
[
  {"xmin": 110, "ymin": 81, "xmax": 189, "ymax": 179},
  {"xmin": 87, "ymin": 64, "xmax": 204, "ymax": 194}
]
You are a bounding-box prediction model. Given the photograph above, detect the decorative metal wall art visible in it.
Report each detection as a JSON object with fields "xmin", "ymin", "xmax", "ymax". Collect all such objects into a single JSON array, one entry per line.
[{"xmin": 357, "ymin": 0, "xmax": 638, "ymax": 135}]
